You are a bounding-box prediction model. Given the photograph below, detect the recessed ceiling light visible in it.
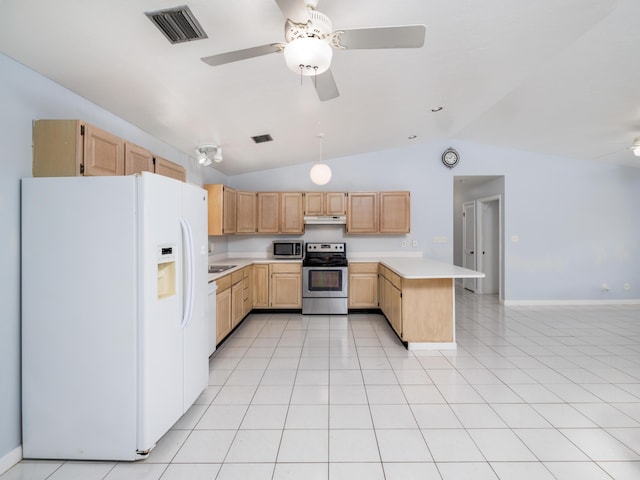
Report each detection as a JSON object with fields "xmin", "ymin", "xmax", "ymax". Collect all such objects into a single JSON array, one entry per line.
[{"xmin": 431, "ymin": 106, "xmax": 444, "ymax": 112}]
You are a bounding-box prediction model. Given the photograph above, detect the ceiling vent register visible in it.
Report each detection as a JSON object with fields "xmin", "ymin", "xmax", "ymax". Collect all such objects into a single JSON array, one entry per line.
[{"xmin": 145, "ymin": 5, "xmax": 207, "ymax": 44}]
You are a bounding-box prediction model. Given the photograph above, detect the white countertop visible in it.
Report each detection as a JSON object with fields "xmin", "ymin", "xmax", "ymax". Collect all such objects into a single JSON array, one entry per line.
[
  {"xmin": 348, "ymin": 257, "xmax": 484, "ymax": 279},
  {"xmin": 207, "ymin": 255, "xmax": 483, "ymax": 283}
]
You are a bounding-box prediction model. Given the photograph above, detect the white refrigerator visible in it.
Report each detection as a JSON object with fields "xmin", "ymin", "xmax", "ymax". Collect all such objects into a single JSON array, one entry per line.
[{"xmin": 21, "ymin": 172, "xmax": 209, "ymax": 461}]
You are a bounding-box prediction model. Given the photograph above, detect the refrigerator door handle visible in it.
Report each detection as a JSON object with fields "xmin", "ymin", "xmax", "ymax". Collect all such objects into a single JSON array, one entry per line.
[{"xmin": 179, "ymin": 217, "xmax": 195, "ymax": 328}]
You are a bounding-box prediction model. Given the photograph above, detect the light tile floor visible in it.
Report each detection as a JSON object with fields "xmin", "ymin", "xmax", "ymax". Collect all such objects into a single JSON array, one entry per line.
[{"xmin": 4, "ymin": 290, "xmax": 640, "ymax": 479}]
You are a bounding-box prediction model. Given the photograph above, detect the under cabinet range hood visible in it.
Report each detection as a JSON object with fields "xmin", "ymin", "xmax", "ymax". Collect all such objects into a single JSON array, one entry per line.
[{"xmin": 304, "ymin": 215, "xmax": 347, "ymax": 225}]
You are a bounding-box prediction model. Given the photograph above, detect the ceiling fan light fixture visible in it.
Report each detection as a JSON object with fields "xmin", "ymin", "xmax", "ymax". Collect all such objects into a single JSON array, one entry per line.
[
  {"xmin": 284, "ymin": 37, "xmax": 332, "ymax": 76},
  {"xmin": 213, "ymin": 147, "xmax": 223, "ymax": 162},
  {"xmin": 633, "ymin": 137, "xmax": 640, "ymax": 157}
]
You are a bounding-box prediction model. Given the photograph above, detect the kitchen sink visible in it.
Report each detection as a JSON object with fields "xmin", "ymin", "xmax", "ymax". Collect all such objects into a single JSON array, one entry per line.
[{"xmin": 208, "ymin": 264, "xmax": 237, "ymax": 274}]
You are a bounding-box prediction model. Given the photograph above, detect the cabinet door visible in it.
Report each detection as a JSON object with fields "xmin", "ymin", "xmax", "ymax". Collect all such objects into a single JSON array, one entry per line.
[
  {"xmin": 347, "ymin": 192, "xmax": 378, "ymax": 233},
  {"xmin": 242, "ymin": 267, "xmax": 252, "ymax": 316},
  {"xmin": 216, "ymin": 287, "xmax": 232, "ymax": 344},
  {"xmin": 388, "ymin": 283, "xmax": 402, "ymax": 336},
  {"xmin": 281, "ymin": 192, "xmax": 304, "ymax": 234},
  {"xmin": 223, "ymin": 186, "xmax": 237, "ymax": 234},
  {"xmin": 32, "ymin": 119, "xmax": 83, "ymax": 177},
  {"xmin": 304, "ymin": 192, "xmax": 324, "ymax": 215},
  {"xmin": 348, "ymin": 273, "xmax": 379, "ymax": 308},
  {"xmin": 379, "ymin": 191, "xmax": 410, "ymax": 233},
  {"xmin": 236, "ymin": 191, "xmax": 256, "ymax": 233},
  {"xmin": 270, "ymin": 274, "xmax": 301, "ymax": 308},
  {"xmin": 154, "ymin": 156, "xmax": 186, "ymax": 182},
  {"xmin": 257, "ymin": 192, "xmax": 279, "ymax": 233},
  {"xmin": 231, "ymin": 281, "xmax": 244, "ymax": 328},
  {"xmin": 124, "ymin": 142, "xmax": 153, "ymax": 175},
  {"xmin": 252, "ymin": 264, "xmax": 270, "ymax": 307},
  {"xmin": 325, "ymin": 192, "xmax": 347, "ymax": 215},
  {"xmin": 83, "ymin": 124, "xmax": 124, "ymax": 176}
]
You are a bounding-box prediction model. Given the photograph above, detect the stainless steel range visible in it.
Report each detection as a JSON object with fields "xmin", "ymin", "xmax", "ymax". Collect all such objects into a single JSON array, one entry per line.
[{"xmin": 302, "ymin": 242, "xmax": 348, "ymax": 315}]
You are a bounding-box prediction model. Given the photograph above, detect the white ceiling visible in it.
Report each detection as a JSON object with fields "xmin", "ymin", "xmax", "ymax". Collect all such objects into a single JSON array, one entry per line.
[{"xmin": 1, "ymin": 0, "xmax": 639, "ymax": 175}]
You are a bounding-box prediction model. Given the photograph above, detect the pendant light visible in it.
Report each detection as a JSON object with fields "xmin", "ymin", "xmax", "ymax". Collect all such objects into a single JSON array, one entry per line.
[{"xmin": 310, "ymin": 134, "xmax": 331, "ymax": 185}]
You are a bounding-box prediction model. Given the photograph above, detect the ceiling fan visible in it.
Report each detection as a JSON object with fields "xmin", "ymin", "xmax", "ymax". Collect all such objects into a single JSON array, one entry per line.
[{"xmin": 201, "ymin": 0, "xmax": 426, "ymax": 101}]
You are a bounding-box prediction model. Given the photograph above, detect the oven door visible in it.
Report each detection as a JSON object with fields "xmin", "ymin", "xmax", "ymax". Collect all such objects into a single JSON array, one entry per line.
[{"xmin": 302, "ymin": 267, "xmax": 348, "ymax": 298}]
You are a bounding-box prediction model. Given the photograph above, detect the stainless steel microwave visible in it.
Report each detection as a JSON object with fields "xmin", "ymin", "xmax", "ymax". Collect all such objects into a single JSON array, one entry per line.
[{"xmin": 272, "ymin": 240, "xmax": 303, "ymax": 259}]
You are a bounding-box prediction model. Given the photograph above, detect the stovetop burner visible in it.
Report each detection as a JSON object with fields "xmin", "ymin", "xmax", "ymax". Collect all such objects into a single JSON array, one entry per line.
[{"xmin": 303, "ymin": 242, "xmax": 348, "ymax": 267}]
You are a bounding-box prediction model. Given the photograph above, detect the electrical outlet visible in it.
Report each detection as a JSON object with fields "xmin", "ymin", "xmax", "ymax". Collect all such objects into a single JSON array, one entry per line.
[
  {"xmin": 412, "ymin": 240, "xmax": 418, "ymax": 247},
  {"xmin": 511, "ymin": 235, "xmax": 519, "ymax": 242},
  {"xmin": 601, "ymin": 283, "xmax": 609, "ymax": 292},
  {"xmin": 401, "ymin": 240, "xmax": 407, "ymax": 248},
  {"xmin": 624, "ymin": 283, "xmax": 630, "ymax": 290}
]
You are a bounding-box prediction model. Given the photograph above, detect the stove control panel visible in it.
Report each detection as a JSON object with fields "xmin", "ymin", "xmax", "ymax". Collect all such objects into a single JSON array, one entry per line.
[{"xmin": 306, "ymin": 242, "xmax": 345, "ymax": 253}]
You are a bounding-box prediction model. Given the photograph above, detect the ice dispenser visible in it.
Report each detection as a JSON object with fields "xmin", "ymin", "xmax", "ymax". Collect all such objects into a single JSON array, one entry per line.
[{"xmin": 157, "ymin": 244, "xmax": 176, "ymax": 299}]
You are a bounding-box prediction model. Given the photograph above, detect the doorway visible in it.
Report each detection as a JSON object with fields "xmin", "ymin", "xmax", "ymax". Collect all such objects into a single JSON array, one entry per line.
[{"xmin": 476, "ymin": 196, "xmax": 501, "ymax": 295}]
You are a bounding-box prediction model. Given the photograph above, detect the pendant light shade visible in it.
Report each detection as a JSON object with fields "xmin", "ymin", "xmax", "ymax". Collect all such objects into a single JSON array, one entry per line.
[
  {"xmin": 310, "ymin": 163, "xmax": 332, "ymax": 185},
  {"xmin": 284, "ymin": 37, "xmax": 332, "ymax": 76}
]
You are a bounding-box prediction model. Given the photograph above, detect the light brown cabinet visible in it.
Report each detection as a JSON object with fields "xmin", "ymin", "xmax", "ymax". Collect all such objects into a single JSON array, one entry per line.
[
  {"xmin": 33, "ymin": 119, "xmax": 186, "ymax": 181},
  {"xmin": 33, "ymin": 120, "xmax": 125, "ymax": 177},
  {"xmin": 205, "ymin": 184, "xmax": 237, "ymax": 236},
  {"xmin": 347, "ymin": 192, "xmax": 378, "ymax": 233},
  {"xmin": 236, "ymin": 191, "xmax": 257, "ymax": 233},
  {"xmin": 304, "ymin": 192, "xmax": 347, "ymax": 216},
  {"xmin": 216, "ymin": 267, "xmax": 252, "ymax": 345},
  {"xmin": 378, "ymin": 264, "xmax": 453, "ymax": 343},
  {"xmin": 124, "ymin": 142, "xmax": 153, "ymax": 175},
  {"xmin": 154, "ymin": 156, "xmax": 186, "ymax": 182},
  {"xmin": 252, "ymin": 264, "xmax": 270, "ymax": 308},
  {"xmin": 280, "ymin": 192, "xmax": 304, "ymax": 234},
  {"xmin": 257, "ymin": 192, "xmax": 280, "ymax": 234},
  {"xmin": 348, "ymin": 262, "xmax": 379, "ymax": 309},
  {"xmin": 251, "ymin": 262, "xmax": 302, "ymax": 309},
  {"xmin": 379, "ymin": 191, "xmax": 410, "ymax": 233},
  {"xmin": 347, "ymin": 191, "xmax": 410, "ymax": 234},
  {"xmin": 215, "ymin": 275, "xmax": 232, "ymax": 344}
]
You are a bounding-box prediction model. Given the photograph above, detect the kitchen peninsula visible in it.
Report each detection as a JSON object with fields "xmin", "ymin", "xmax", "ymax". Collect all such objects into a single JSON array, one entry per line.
[{"xmin": 208, "ymin": 255, "xmax": 483, "ymax": 350}]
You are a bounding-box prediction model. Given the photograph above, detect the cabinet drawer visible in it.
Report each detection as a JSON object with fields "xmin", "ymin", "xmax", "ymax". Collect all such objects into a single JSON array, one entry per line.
[
  {"xmin": 270, "ymin": 262, "xmax": 301, "ymax": 274},
  {"xmin": 379, "ymin": 265, "xmax": 401, "ymax": 289},
  {"xmin": 231, "ymin": 269, "xmax": 244, "ymax": 284},
  {"xmin": 349, "ymin": 262, "xmax": 378, "ymax": 274},
  {"xmin": 216, "ymin": 274, "xmax": 231, "ymax": 291}
]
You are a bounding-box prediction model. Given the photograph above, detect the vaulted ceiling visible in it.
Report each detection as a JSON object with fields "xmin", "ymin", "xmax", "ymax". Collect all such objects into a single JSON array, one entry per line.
[{"xmin": 1, "ymin": 0, "xmax": 639, "ymax": 175}]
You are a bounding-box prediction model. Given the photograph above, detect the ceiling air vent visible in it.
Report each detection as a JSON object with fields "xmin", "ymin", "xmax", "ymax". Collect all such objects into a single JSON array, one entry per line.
[
  {"xmin": 145, "ymin": 5, "xmax": 207, "ymax": 44},
  {"xmin": 251, "ymin": 134, "xmax": 273, "ymax": 144}
]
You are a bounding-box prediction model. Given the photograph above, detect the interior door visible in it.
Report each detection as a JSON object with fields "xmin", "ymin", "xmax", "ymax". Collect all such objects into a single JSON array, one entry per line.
[
  {"xmin": 462, "ymin": 201, "xmax": 476, "ymax": 292},
  {"xmin": 477, "ymin": 199, "xmax": 499, "ymax": 294}
]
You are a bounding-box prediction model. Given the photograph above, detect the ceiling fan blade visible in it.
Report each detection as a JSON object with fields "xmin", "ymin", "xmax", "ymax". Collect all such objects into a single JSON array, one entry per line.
[
  {"xmin": 201, "ymin": 44, "xmax": 283, "ymax": 67},
  {"xmin": 315, "ymin": 69, "xmax": 339, "ymax": 102},
  {"xmin": 336, "ymin": 25, "xmax": 426, "ymax": 50},
  {"xmin": 274, "ymin": 0, "xmax": 310, "ymax": 24}
]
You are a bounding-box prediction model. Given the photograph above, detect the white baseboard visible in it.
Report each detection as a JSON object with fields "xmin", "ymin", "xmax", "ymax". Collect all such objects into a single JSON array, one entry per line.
[
  {"xmin": 0, "ymin": 446, "xmax": 22, "ymax": 475},
  {"xmin": 503, "ymin": 299, "xmax": 640, "ymax": 306}
]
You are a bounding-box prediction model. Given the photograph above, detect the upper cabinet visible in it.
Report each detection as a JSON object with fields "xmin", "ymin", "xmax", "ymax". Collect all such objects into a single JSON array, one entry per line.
[
  {"xmin": 347, "ymin": 192, "xmax": 378, "ymax": 233},
  {"xmin": 347, "ymin": 191, "xmax": 410, "ymax": 234},
  {"xmin": 304, "ymin": 192, "xmax": 346, "ymax": 216},
  {"xmin": 236, "ymin": 191, "xmax": 257, "ymax": 234},
  {"xmin": 33, "ymin": 120, "xmax": 124, "ymax": 177},
  {"xmin": 205, "ymin": 186, "xmax": 409, "ymax": 236},
  {"xmin": 379, "ymin": 191, "xmax": 410, "ymax": 234},
  {"xmin": 154, "ymin": 156, "xmax": 186, "ymax": 182},
  {"xmin": 205, "ymin": 184, "xmax": 237, "ymax": 236},
  {"xmin": 124, "ymin": 142, "xmax": 153, "ymax": 176},
  {"xmin": 281, "ymin": 192, "xmax": 304, "ymax": 234},
  {"xmin": 32, "ymin": 119, "xmax": 185, "ymax": 181},
  {"xmin": 257, "ymin": 192, "xmax": 280, "ymax": 234}
]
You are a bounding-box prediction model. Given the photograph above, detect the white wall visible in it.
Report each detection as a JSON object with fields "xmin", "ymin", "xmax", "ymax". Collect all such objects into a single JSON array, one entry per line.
[{"xmin": 0, "ymin": 53, "xmax": 208, "ymax": 469}]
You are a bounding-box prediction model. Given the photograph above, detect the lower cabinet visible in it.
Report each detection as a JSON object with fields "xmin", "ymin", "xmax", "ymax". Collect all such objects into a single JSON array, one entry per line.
[
  {"xmin": 379, "ymin": 267, "xmax": 402, "ymax": 335},
  {"xmin": 348, "ymin": 262, "xmax": 379, "ymax": 308},
  {"xmin": 252, "ymin": 263, "xmax": 301, "ymax": 309},
  {"xmin": 216, "ymin": 266, "xmax": 253, "ymax": 345}
]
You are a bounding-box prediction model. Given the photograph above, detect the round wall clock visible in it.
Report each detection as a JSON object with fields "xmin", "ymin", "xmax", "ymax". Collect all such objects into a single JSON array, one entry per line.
[{"xmin": 441, "ymin": 147, "xmax": 460, "ymax": 169}]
